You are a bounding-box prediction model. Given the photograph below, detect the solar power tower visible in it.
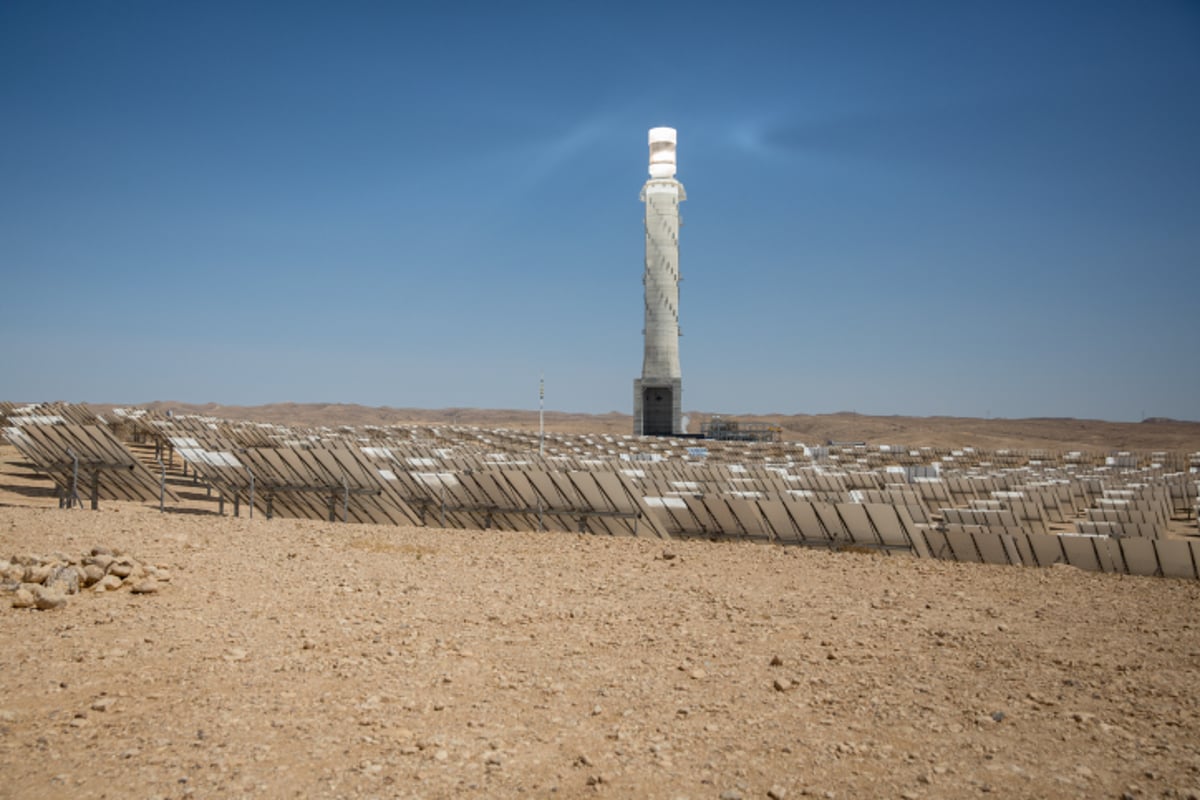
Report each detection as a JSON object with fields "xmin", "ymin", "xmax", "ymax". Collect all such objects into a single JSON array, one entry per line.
[{"xmin": 634, "ymin": 127, "xmax": 686, "ymax": 436}]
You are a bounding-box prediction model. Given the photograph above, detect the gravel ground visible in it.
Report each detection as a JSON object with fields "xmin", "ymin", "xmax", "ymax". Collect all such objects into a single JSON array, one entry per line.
[{"xmin": 3, "ymin": 500, "xmax": 1200, "ymax": 800}]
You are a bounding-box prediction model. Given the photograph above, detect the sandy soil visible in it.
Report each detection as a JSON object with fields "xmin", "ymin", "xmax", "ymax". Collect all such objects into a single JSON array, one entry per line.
[{"xmin": 3, "ymin": 495, "xmax": 1200, "ymax": 799}]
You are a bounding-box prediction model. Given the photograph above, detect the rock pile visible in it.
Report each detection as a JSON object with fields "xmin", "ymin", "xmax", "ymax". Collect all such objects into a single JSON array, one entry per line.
[{"xmin": 2, "ymin": 547, "xmax": 169, "ymax": 611}]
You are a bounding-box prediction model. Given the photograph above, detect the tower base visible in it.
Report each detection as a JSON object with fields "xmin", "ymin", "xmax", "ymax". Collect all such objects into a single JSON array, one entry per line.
[{"xmin": 633, "ymin": 378, "xmax": 682, "ymax": 437}]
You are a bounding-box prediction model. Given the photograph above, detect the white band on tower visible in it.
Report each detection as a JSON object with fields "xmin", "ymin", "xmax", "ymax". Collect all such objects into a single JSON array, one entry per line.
[{"xmin": 648, "ymin": 126, "xmax": 677, "ymax": 178}]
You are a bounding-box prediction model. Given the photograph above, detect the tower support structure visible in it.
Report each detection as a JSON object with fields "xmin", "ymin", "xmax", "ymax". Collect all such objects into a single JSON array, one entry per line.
[{"xmin": 634, "ymin": 127, "xmax": 685, "ymax": 436}]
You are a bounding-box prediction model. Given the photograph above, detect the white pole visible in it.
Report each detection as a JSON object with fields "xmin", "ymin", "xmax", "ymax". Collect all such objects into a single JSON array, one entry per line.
[{"xmin": 539, "ymin": 373, "xmax": 545, "ymax": 457}]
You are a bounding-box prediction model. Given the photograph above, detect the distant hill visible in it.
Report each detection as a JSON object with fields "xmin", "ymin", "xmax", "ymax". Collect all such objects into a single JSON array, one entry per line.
[{"xmin": 75, "ymin": 401, "xmax": 1200, "ymax": 454}]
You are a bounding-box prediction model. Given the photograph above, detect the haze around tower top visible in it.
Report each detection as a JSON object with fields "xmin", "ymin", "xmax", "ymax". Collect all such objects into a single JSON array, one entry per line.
[{"xmin": 1, "ymin": 2, "xmax": 1197, "ymax": 422}]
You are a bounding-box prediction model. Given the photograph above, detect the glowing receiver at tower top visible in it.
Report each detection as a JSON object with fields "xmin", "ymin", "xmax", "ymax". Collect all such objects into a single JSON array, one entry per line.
[{"xmin": 634, "ymin": 127, "xmax": 686, "ymax": 436}]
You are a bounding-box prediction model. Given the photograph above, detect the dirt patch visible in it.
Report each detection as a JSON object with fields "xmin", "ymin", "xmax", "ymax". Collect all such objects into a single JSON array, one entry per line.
[
  {"xmin": 2, "ymin": 501, "xmax": 1199, "ymax": 799},
  {"xmin": 348, "ymin": 536, "xmax": 437, "ymax": 557}
]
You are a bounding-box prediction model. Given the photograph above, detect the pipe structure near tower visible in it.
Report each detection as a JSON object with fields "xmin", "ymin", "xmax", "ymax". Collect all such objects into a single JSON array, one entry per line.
[{"xmin": 634, "ymin": 127, "xmax": 686, "ymax": 437}]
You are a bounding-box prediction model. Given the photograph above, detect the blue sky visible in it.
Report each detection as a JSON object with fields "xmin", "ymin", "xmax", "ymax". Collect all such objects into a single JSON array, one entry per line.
[{"xmin": 2, "ymin": 1, "xmax": 1197, "ymax": 422}]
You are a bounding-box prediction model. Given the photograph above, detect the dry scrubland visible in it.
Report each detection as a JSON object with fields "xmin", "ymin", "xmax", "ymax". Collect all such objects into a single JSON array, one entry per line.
[{"xmin": 3, "ymin": 407, "xmax": 1200, "ymax": 799}]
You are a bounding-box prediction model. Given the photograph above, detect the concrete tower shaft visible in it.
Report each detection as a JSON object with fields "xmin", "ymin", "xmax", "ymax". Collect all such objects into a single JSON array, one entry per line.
[
  {"xmin": 634, "ymin": 127, "xmax": 685, "ymax": 437},
  {"xmin": 640, "ymin": 180, "xmax": 685, "ymax": 379}
]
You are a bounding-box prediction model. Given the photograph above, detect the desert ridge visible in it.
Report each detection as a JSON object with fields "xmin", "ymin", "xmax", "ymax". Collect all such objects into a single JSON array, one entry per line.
[{"xmin": 75, "ymin": 401, "xmax": 1200, "ymax": 454}]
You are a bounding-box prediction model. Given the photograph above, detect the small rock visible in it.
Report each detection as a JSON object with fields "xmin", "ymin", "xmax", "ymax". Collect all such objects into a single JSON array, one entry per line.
[
  {"xmin": 23, "ymin": 564, "xmax": 52, "ymax": 584},
  {"xmin": 769, "ymin": 655, "xmax": 783, "ymax": 667},
  {"xmin": 91, "ymin": 697, "xmax": 117, "ymax": 712},
  {"xmin": 46, "ymin": 566, "xmax": 80, "ymax": 595},
  {"xmin": 87, "ymin": 554, "xmax": 114, "ymax": 571},
  {"xmin": 130, "ymin": 579, "xmax": 159, "ymax": 595},
  {"xmin": 768, "ymin": 786, "xmax": 787, "ymax": 800},
  {"xmin": 108, "ymin": 561, "xmax": 134, "ymax": 579},
  {"xmin": 773, "ymin": 678, "xmax": 791, "ymax": 693},
  {"xmin": 11, "ymin": 587, "xmax": 35, "ymax": 609},
  {"xmin": 689, "ymin": 668, "xmax": 706, "ymax": 680},
  {"xmin": 661, "ymin": 550, "xmax": 677, "ymax": 560},
  {"xmin": 484, "ymin": 751, "xmax": 502, "ymax": 767},
  {"xmin": 720, "ymin": 790, "xmax": 744, "ymax": 800},
  {"xmin": 81, "ymin": 564, "xmax": 105, "ymax": 587},
  {"xmin": 991, "ymin": 711, "xmax": 1005, "ymax": 723},
  {"xmin": 94, "ymin": 575, "xmax": 123, "ymax": 592},
  {"xmin": 33, "ymin": 585, "xmax": 67, "ymax": 610}
]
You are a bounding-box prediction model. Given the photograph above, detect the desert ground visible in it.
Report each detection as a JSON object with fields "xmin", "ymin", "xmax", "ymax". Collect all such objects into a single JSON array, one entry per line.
[{"xmin": 2, "ymin": 407, "xmax": 1200, "ymax": 799}]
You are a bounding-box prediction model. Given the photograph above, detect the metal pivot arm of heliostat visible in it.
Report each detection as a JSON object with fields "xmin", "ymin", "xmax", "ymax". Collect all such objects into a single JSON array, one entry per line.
[
  {"xmin": 246, "ymin": 466, "xmax": 255, "ymax": 519},
  {"xmin": 64, "ymin": 448, "xmax": 82, "ymax": 509},
  {"xmin": 156, "ymin": 456, "xmax": 165, "ymax": 512}
]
